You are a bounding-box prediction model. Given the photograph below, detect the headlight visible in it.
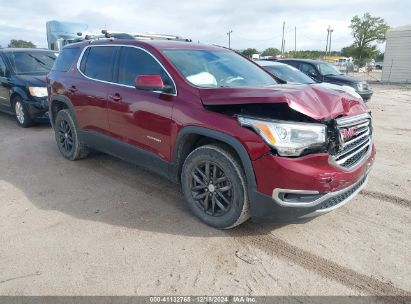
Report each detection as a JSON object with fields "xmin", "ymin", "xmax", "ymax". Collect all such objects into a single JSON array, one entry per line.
[
  {"xmin": 28, "ymin": 87, "xmax": 48, "ymax": 97},
  {"xmin": 238, "ymin": 116, "xmax": 326, "ymax": 156}
]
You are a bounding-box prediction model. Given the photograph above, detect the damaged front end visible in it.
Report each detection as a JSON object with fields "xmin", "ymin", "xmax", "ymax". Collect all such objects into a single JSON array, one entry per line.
[{"xmin": 200, "ymin": 85, "xmax": 376, "ymax": 220}]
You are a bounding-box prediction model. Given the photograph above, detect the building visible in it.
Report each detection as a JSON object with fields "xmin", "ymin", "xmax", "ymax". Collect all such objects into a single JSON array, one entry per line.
[{"xmin": 382, "ymin": 25, "xmax": 411, "ymax": 83}]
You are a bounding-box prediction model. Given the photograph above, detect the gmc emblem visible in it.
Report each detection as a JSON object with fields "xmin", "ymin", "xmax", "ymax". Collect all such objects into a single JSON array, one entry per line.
[{"xmin": 340, "ymin": 127, "xmax": 358, "ymax": 140}]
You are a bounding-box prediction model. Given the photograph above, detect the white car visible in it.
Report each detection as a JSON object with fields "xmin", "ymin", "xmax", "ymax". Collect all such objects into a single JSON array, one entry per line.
[{"xmin": 256, "ymin": 60, "xmax": 363, "ymax": 100}]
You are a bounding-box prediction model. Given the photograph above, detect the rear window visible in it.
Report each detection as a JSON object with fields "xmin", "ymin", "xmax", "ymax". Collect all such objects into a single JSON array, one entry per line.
[
  {"xmin": 52, "ymin": 48, "xmax": 79, "ymax": 72},
  {"xmin": 80, "ymin": 46, "xmax": 117, "ymax": 82}
]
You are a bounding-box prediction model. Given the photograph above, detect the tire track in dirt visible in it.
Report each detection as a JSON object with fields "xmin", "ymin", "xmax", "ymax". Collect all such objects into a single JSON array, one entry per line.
[
  {"xmin": 360, "ymin": 191, "xmax": 411, "ymax": 208},
  {"xmin": 230, "ymin": 223, "xmax": 411, "ymax": 297}
]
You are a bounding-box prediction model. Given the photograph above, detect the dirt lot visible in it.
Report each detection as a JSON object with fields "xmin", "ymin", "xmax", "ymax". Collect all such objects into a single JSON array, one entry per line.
[{"xmin": 0, "ymin": 84, "xmax": 410, "ymax": 296}]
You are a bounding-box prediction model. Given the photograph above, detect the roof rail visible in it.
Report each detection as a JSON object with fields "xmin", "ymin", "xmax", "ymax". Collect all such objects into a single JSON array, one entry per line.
[
  {"xmin": 93, "ymin": 30, "xmax": 192, "ymax": 42},
  {"xmin": 133, "ymin": 33, "xmax": 192, "ymax": 42}
]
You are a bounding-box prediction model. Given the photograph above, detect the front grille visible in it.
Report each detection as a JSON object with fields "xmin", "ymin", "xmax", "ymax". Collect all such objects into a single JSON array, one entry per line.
[
  {"xmin": 318, "ymin": 174, "xmax": 367, "ymax": 210},
  {"xmin": 331, "ymin": 113, "xmax": 372, "ymax": 170}
]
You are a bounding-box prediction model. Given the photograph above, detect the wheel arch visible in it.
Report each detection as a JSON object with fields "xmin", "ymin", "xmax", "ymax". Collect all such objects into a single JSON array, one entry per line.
[
  {"xmin": 9, "ymin": 87, "xmax": 28, "ymax": 107},
  {"xmin": 49, "ymin": 96, "xmax": 77, "ymax": 127},
  {"xmin": 171, "ymin": 126, "xmax": 257, "ymax": 190}
]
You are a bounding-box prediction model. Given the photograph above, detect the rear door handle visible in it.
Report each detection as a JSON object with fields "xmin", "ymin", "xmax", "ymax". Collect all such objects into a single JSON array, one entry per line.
[
  {"xmin": 68, "ymin": 85, "xmax": 77, "ymax": 93},
  {"xmin": 109, "ymin": 93, "xmax": 122, "ymax": 102}
]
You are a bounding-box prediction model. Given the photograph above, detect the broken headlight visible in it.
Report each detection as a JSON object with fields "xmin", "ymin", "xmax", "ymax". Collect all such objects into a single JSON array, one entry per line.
[{"xmin": 238, "ymin": 116, "xmax": 326, "ymax": 156}]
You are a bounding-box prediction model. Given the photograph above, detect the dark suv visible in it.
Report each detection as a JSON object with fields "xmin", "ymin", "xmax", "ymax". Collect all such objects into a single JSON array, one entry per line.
[
  {"xmin": 47, "ymin": 39, "xmax": 375, "ymax": 229},
  {"xmin": 0, "ymin": 48, "xmax": 57, "ymax": 127},
  {"xmin": 278, "ymin": 59, "xmax": 373, "ymax": 101}
]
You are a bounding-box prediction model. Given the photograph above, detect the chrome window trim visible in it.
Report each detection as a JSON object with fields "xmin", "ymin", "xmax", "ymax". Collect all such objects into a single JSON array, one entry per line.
[{"xmin": 76, "ymin": 44, "xmax": 177, "ymax": 96}]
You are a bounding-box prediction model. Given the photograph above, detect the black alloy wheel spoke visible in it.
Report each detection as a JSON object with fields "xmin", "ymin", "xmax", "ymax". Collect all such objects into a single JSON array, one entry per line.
[
  {"xmin": 195, "ymin": 167, "xmax": 208, "ymax": 184},
  {"xmin": 214, "ymin": 196, "xmax": 227, "ymax": 211},
  {"xmin": 216, "ymin": 190, "xmax": 231, "ymax": 205},
  {"xmin": 211, "ymin": 195, "xmax": 216, "ymax": 215},
  {"xmin": 191, "ymin": 172, "xmax": 206, "ymax": 186},
  {"xmin": 190, "ymin": 161, "xmax": 233, "ymax": 216},
  {"xmin": 203, "ymin": 193, "xmax": 210, "ymax": 210}
]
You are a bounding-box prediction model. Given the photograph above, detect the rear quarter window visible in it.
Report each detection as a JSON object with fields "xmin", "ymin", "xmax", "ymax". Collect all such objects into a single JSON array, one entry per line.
[
  {"xmin": 79, "ymin": 46, "xmax": 117, "ymax": 82},
  {"xmin": 52, "ymin": 48, "xmax": 79, "ymax": 72}
]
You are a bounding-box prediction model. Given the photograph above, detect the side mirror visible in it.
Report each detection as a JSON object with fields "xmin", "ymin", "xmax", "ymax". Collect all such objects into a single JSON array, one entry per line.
[
  {"xmin": 135, "ymin": 75, "xmax": 165, "ymax": 92},
  {"xmin": 308, "ymin": 72, "xmax": 318, "ymax": 78}
]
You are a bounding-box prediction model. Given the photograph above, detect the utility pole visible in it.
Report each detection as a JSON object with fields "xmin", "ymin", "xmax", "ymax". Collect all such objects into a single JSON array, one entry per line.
[
  {"xmin": 325, "ymin": 25, "xmax": 330, "ymax": 59},
  {"xmin": 227, "ymin": 30, "xmax": 233, "ymax": 49},
  {"xmin": 294, "ymin": 26, "xmax": 297, "ymax": 53},
  {"xmin": 281, "ymin": 21, "xmax": 285, "ymax": 57},
  {"xmin": 329, "ymin": 28, "xmax": 334, "ymax": 57},
  {"xmin": 325, "ymin": 26, "xmax": 334, "ymax": 60}
]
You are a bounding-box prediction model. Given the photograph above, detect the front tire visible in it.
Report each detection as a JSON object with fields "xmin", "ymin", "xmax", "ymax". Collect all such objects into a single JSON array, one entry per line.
[
  {"xmin": 181, "ymin": 144, "xmax": 250, "ymax": 229},
  {"xmin": 13, "ymin": 96, "xmax": 32, "ymax": 128},
  {"xmin": 54, "ymin": 110, "xmax": 89, "ymax": 160}
]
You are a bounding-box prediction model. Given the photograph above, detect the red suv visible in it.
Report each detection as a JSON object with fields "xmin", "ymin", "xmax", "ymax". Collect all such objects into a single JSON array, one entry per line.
[{"xmin": 47, "ymin": 38, "xmax": 375, "ymax": 229}]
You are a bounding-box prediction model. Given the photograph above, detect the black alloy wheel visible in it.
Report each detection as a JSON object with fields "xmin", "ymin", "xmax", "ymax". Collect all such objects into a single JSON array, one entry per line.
[
  {"xmin": 54, "ymin": 110, "xmax": 89, "ymax": 161},
  {"xmin": 58, "ymin": 118, "xmax": 74, "ymax": 154},
  {"xmin": 190, "ymin": 161, "xmax": 233, "ymax": 217},
  {"xmin": 181, "ymin": 144, "xmax": 250, "ymax": 229}
]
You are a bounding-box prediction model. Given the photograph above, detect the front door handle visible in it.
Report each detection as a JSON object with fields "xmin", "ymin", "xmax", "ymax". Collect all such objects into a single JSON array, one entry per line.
[{"xmin": 109, "ymin": 93, "xmax": 122, "ymax": 102}]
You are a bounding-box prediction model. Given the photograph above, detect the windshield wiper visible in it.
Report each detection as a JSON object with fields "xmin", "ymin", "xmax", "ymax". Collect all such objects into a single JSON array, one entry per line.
[{"xmin": 28, "ymin": 54, "xmax": 47, "ymax": 66}]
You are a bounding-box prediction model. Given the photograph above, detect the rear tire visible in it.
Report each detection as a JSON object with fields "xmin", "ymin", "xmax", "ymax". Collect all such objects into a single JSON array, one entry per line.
[
  {"xmin": 181, "ymin": 144, "xmax": 250, "ymax": 229},
  {"xmin": 13, "ymin": 96, "xmax": 32, "ymax": 128},
  {"xmin": 54, "ymin": 110, "xmax": 89, "ymax": 160}
]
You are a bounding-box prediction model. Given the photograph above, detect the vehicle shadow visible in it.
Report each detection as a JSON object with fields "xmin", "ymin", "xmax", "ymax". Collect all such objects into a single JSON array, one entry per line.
[{"xmin": 0, "ymin": 112, "xmax": 309, "ymax": 237}]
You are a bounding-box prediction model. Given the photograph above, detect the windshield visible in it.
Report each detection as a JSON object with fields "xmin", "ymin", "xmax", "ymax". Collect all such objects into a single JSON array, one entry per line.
[
  {"xmin": 264, "ymin": 65, "xmax": 315, "ymax": 84},
  {"xmin": 6, "ymin": 51, "xmax": 57, "ymax": 74},
  {"xmin": 316, "ymin": 62, "xmax": 342, "ymax": 76},
  {"xmin": 163, "ymin": 49, "xmax": 277, "ymax": 88}
]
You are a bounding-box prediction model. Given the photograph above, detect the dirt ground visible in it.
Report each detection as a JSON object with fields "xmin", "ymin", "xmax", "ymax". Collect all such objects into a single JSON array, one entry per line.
[{"xmin": 0, "ymin": 84, "xmax": 410, "ymax": 296}]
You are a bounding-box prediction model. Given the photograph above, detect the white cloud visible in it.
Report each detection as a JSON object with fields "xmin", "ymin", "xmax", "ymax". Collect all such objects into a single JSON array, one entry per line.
[{"xmin": 0, "ymin": 0, "xmax": 408, "ymax": 51}]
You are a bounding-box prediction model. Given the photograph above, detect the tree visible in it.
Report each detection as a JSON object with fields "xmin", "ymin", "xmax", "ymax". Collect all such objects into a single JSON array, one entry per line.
[
  {"xmin": 8, "ymin": 39, "xmax": 36, "ymax": 48},
  {"xmin": 348, "ymin": 13, "xmax": 389, "ymax": 66},
  {"xmin": 241, "ymin": 48, "xmax": 258, "ymax": 58},
  {"xmin": 261, "ymin": 48, "xmax": 280, "ymax": 57},
  {"xmin": 291, "ymin": 50, "xmax": 326, "ymax": 59}
]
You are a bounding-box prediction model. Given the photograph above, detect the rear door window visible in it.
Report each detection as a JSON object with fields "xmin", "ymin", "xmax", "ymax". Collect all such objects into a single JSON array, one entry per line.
[
  {"xmin": 299, "ymin": 63, "xmax": 317, "ymax": 75},
  {"xmin": 284, "ymin": 61, "xmax": 299, "ymax": 68},
  {"xmin": 116, "ymin": 46, "xmax": 174, "ymax": 93},
  {"xmin": 80, "ymin": 46, "xmax": 117, "ymax": 82},
  {"xmin": 52, "ymin": 48, "xmax": 79, "ymax": 72},
  {"xmin": 0, "ymin": 56, "xmax": 7, "ymax": 77}
]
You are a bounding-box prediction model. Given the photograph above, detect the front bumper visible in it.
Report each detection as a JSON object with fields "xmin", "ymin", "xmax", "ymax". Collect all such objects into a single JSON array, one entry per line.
[
  {"xmin": 24, "ymin": 97, "xmax": 49, "ymax": 120},
  {"xmin": 358, "ymin": 90, "xmax": 373, "ymax": 101},
  {"xmin": 248, "ymin": 144, "xmax": 375, "ymax": 221}
]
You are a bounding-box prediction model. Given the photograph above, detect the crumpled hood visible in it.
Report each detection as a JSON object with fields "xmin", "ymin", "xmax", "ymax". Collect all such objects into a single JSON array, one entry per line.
[
  {"xmin": 15, "ymin": 74, "xmax": 47, "ymax": 87},
  {"xmin": 199, "ymin": 84, "xmax": 369, "ymax": 121}
]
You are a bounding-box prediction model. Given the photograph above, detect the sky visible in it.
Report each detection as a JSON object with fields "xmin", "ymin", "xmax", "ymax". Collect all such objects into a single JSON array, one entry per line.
[{"xmin": 0, "ymin": 0, "xmax": 408, "ymax": 52}]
